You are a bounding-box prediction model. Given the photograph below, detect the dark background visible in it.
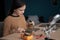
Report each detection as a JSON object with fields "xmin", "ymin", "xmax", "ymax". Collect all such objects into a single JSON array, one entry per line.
[
  {"xmin": 0, "ymin": 0, "xmax": 5, "ymax": 21},
  {"xmin": 0, "ymin": 0, "xmax": 60, "ymax": 22}
]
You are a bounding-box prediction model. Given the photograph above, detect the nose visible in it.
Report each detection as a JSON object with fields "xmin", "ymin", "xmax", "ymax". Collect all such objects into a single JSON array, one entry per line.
[{"xmin": 22, "ymin": 11, "xmax": 24, "ymax": 14}]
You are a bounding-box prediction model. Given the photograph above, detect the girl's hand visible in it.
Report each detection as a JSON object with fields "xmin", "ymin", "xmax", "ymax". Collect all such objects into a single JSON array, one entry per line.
[{"xmin": 17, "ymin": 27, "xmax": 25, "ymax": 33}]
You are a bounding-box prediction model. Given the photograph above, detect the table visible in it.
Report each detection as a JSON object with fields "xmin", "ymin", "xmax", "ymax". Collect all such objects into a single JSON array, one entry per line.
[{"xmin": 0, "ymin": 23, "xmax": 60, "ymax": 40}]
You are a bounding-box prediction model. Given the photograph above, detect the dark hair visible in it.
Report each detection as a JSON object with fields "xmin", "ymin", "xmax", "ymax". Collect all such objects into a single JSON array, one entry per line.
[{"xmin": 8, "ymin": 0, "xmax": 26, "ymax": 15}]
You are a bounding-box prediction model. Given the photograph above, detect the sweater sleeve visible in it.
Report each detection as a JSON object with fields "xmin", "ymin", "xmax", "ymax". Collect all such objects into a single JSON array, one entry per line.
[{"xmin": 3, "ymin": 17, "xmax": 11, "ymax": 36}]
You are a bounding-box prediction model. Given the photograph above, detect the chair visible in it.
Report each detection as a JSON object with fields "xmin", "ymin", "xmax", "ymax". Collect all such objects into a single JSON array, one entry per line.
[{"xmin": 0, "ymin": 22, "xmax": 4, "ymax": 37}]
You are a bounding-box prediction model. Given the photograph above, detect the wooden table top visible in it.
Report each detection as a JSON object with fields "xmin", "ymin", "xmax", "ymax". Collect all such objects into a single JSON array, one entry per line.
[{"xmin": 0, "ymin": 25, "xmax": 60, "ymax": 40}]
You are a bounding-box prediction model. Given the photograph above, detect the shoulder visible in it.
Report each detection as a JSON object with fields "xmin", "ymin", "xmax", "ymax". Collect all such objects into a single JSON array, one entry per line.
[{"xmin": 4, "ymin": 16, "xmax": 12, "ymax": 22}]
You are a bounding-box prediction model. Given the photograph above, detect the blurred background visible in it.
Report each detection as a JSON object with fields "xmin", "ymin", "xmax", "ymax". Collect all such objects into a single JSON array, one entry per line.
[{"xmin": 0, "ymin": 0, "xmax": 60, "ymax": 22}]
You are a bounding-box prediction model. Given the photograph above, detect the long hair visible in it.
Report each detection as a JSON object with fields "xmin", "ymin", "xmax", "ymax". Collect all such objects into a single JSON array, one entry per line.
[{"xmin": 8, "ymin": 0, "xmax": 26, "ymax": 16}]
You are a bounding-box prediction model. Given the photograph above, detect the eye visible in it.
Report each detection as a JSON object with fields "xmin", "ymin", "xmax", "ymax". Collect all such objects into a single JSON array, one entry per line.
[
  {"xmin": 20, "ymin": 10, "xmax": 23, "ymax": 11},
  {"xmin": 18, "ymin": 8, "xmax": 24, "ymax": 11},
  {"xmin": 19, "ymin": 9, "xmax": 24, "ymax": 11}
]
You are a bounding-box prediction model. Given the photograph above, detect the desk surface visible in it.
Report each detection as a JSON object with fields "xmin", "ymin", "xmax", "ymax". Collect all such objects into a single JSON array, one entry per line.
[{"xmin": 0, "ymin": 26, "xmax": 60, "ymax": 40}]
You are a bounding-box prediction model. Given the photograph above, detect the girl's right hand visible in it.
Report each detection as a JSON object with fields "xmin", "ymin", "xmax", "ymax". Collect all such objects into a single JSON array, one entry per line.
[{"xmin": 17, "ymin": 27, "xmax": 25, "ymax": 33}]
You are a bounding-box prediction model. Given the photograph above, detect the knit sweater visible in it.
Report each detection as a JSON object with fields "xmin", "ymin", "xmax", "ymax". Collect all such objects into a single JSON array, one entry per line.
[{"xmin": 3, "ymin": 15, "xmax": 27, "ymax": 36}]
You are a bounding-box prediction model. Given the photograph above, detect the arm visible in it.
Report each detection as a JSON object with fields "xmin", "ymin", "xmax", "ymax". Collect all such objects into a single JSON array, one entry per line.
[{"xmin": 3, "ymin": 17, "xmax": 11, "ymax": 36}]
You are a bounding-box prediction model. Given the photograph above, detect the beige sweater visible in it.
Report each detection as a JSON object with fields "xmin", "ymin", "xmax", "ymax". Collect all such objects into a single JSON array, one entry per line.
[{"xmin": 3, "ymin": 15, "xmax": 27, "ymax": 36}]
